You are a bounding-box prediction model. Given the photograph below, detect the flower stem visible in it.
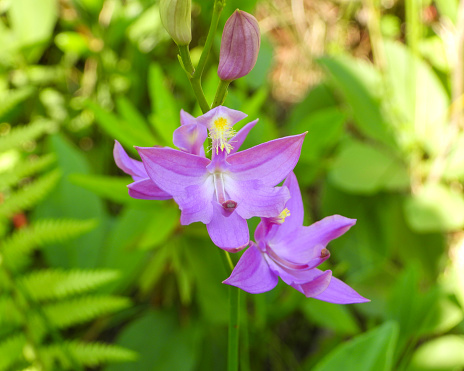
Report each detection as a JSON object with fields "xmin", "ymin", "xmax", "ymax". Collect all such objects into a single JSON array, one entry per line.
[
  {"xmin": 178, "ymin": 44, "xmax": 210, "ymax": 113},
  {"xmin": 228, "ymin": 285, "xmax": 240, "ymax": 371},
  {"xmin": 212, "ymin": 79, "xmax": 231, "ymax": 108},
  {"xmin": 193, "ymin": 0, "xmax": 225, "ymax": 81}
]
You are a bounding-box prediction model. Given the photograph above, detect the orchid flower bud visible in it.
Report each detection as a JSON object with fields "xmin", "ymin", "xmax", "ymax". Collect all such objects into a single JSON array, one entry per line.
[
  {"xmin": 218, "ymin": 10, "xmax": 261, "ymax": 81},
  {"xmin": 160, "ymin": 0, "xmax": 192, "ymax": 46}
]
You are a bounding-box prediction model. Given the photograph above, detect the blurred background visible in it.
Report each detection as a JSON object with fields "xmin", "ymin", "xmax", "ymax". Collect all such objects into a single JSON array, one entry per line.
[{"xmin": 1, "ymin": 0, "xmax": 464, "ymax": 370}]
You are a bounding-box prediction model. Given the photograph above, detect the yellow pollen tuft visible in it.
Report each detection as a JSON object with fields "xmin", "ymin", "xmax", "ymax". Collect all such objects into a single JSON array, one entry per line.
[
  {"xmin": 276, "ymin": 208, "xmax": 290, "ymax": 224},
  {"xmin": 209, "ymin": 116, "xmax": 235, "ymax": 154}
]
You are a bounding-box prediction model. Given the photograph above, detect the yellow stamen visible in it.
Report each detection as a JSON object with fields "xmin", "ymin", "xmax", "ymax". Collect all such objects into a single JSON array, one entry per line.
[
  {"xmin": 209, "ymin": 116, "xmax": 235, "ymax": 154},
  {"xmin": 276, "ymin": 208, "xmax": 290, "ymax": 224}
]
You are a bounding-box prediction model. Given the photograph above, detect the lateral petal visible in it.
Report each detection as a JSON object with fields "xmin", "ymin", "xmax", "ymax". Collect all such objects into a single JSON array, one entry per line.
[
  {"xmin": 206, "ymin": 203, "xmax": 249, "ymax": 252},
  {"xmin": 180, "ymin": 109, "xmax": 196, "ymax": 126},
  {"xmin": 113, "ymin": 140, "xmax": 147, "ymax": 181},
  {"xmin": 225, "ymin": 177, "xmax": 290, "ymax": 219},
  {"xmin": 228, "ymin": 133, "xmax": 306, "ymax": 187},
  {"xmin": 229, "ymin": 119, "xmax": 258, "ymax": 154},
  {"xmin": 271, "ymin": 216, "xmax": 356, "ymax": 264},
  {"xmin": 136, "ymin": 147, "xmax": 210, "ymax": 195},
  {"xmin": 173, "ymin": 123, "xmax": 207, "ymax": 156},
  {"xmin": 314, "ymin": 276, "xmax": 370, "ymax": 304},
  {"xmin": 128, "ymin": 178, "xmax": 172, "ymax": 200},
  {"xmin": 223, "ymin": 243, "xmax": 278, "ymax": 293}
]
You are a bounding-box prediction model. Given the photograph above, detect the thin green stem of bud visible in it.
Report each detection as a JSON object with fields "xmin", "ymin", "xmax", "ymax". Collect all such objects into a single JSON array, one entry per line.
[
  {"xmin": 193, "ymin": 0, "xmax": 225, "ymax": 80},
  {"xmin": 178, "ymin": 45, "xmax": 210, "ymax": 113},
  {"xmin": 212, "ymin": 79, "xmax": 231, "ymax": 108}
]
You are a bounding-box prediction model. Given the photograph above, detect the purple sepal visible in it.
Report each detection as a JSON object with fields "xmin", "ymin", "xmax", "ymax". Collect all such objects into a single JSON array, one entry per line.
[
  {"xmin": 113, "ymin": 140, "xmax": 147, "ymax": 181},
  {"xmin": 128, "ymin": 178, "xmax": 172, "ymax": 200}
]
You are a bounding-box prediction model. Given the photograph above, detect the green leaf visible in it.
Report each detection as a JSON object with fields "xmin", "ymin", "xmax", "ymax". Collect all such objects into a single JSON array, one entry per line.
[
  {"xmin": 291, "ymin": 107, "xmax": 345, "ymax": 162},
  {"xmin": 1, "ymin": 219, "xmax": 96, "ymax": 271},
  {"xmin": 41, "ymin": 295, "xmax": 130, "ymax": 329},
  {"xmin": 302, "ymin": 299, "xmax": 360, "ymax": 335},
  {"xmin": 0, "ymin": 154, "xmax": 55, "ymax": 190},
  {"xmin": 54, "ymin": 32, "xmax": 90, "ymax": 56},
  {"xmin": 404, "ymin": 183, "xmax": 464, "ymax": 232},
  {"xmin": 409, "ymin": 336, "xmax": 464, "ymax": 371},
  {"xmin": 0, "ymin": 334, "xmax": 26, "ymax": 371},
  {"xmin": 33, "ymin": 134, "xmax": 107, "ymax": 269},
  {"xmin": 311, "ymin": 321, "xmax": 399, "ymax": 371},
  {"xmin": 116, "ymin": 97, "xmax": 154, "ymax": 140},
  {"xmin": 20, "ymin": 269, "xmax": 120, "ymax": 301},
  {"xmin": 329, "ymin": 139, "xmax": 409, "ymax": 194},
  {"xmin": 0, "ymin": 169, "xmax": 61, "ymax": 218},
  {"xmin": 148, "ymin": 63, "xmax": 179, "ymax": 144},
  {"xmin": 8, "ymin": 0, "xmax": 58, "ymax": 60},
  {"xmin": 383, "ymin": 41, "xmax": 449, "ymax": 155},
  {"xmin": 0, "ymin": 87, "xmax": 35, "ymax": 122},
  {"xmin": 68, "ymin": 173, "xmax": 133, "ymax": 204},
  {"xmin": 318, "ymin": 55, "xmax": 395, "ymax": 146},
  {"xmin": 88, "ymin": 101, "xmax": 156, "ymax": 152},
  {"xmin": 105, "ymin": 310, "xmax": 199, "ymax": 371},
  {"xmin": 0, "ymin": 120, "xmax": 56, "ymax": 153},
  {"xmin": 137, "ymin": 204, "xmax": 179, "ymax": 250},
  {"xmin": 41, "ymin": 341, "xmax": 137, "ymax": 369}
]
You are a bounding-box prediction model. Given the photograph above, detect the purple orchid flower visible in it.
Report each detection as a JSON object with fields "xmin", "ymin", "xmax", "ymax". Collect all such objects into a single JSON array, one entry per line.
[
  {"xmin": 223, "ymin": 172, "xmax": 369, "ymax": 304},
  {"xmin": 135, "ymin": 107, "xmax": 306, "ymax": 251},
  {"xmin": 114, "ymin": 107, "xmax": 258, "ymax": 201}
]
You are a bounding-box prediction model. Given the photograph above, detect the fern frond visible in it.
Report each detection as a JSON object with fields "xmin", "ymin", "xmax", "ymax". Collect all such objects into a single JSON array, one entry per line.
[
  {"xmin": 39, "ymin": 296, "xmax": 130, "ymax": 329},
  {"xmin": 0, "ymin": 120, "xmax": 56, "ymax": 153},
  {"xmin": 0, "ymin": 296, "xmax": 23, "ymax": 327},
  {"xmin": 0, "ymin": 169, "xmax": 61, "ymax": 218},
  {"xmin": 40, "ymin": 341, "xmax": 137, "ymax": 369},
  {"xmin": 1, "ymin": 219, "xmax": 96, "ymax": 271},
  {"xmin": 0, "ymin": 334, "xmax": 26, "ymax": 371},
  {"xmin": 0, "ymin": 154, "xmax": 56, "ymax": 190},
  {"xmin": 20, "ymin": 269, "xmax": 120, "ymax": 301},
  {"xmin": 0, "ymin": 87, "xmax": 35, "ymax": 122}
]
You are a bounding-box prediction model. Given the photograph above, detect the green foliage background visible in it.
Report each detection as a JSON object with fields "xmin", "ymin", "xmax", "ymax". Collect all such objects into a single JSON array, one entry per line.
[{"xmin": 1, "ymin": 0, "xmax": 464, "ymax": 370}]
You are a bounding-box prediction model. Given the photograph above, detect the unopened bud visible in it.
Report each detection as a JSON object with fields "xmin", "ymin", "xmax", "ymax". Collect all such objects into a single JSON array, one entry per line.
[
  {"xmin": 218, "ymin": 10, "xmax": 260, "ymax": 81},
  {"xmin": 160, "ymin": 0, "xmax": 192, "ymax": 45}
]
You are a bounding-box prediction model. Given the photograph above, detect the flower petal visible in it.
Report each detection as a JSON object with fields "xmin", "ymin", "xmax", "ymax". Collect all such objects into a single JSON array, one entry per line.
[
  {"xmin": 223, "ymin": 243, "xmax": 278, "ymax": 293},
  {"xmin": 173, "ymin": 123, "xmax": 207, "ymax": 156},
  {"xmin": 180, "ymin": 109, "xmax": 196, "ymax": 126},
  {"xmin": 128, "ymin": 178, "xmax": 172, "ymax": 200},
  {"xmin": 291, "ymin": 270, "xmax": 332, "ymax": 298},
  {"xmin": 229, "ymin": 119, "xmax": 258, "ymax": 154},
  {"xmin": 206, "ymin": 202, "xmax": 249, "ymax": 251},
  {"xmin": 314, "ymin": 276, "xmax": 370, "ymax": 304},
  {"xmin": 195, "ymin": 106, "xmax": 247, "ymax": 129},
  {"xmin": 136, "ymin": 147, "xmax": 210, "ymax": 195},
  {"xmin": 175, "ymin": 179, "xmax": 215, "ymax": 225},
  {"xmin": 266, "ymin": 255, "xmax": 329, "ymax": 285},
  {"xmin": 228, "ymin": 133, "xmax": 306, "ymax": 187},
  {"xmin": 270, "ymin": 215, "xmax": 356, "ymax": 264},
  {"xmin": 225, "ymin": 177, "xmax": 290, "ymax": 219},
  {"xmin": 114, "ymin": 140, "xmax": 147, "ymax": 181}
]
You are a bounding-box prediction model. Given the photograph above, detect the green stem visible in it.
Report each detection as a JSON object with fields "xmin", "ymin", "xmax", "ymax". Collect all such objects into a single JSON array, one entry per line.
[
  {"xmin": 212, "ymin": 79, "xmax": 231, "ymax": 108},
  {"xmin": 178, "ymin": 45, "xmax": 210, "ymax": 113},
  {"xmin": 228, "ymin": 286, "xmax": 240, "ymax": 371},
  {"xmin": 193, "ymin": 0, "xmax": 225, "ymax": 80}
]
